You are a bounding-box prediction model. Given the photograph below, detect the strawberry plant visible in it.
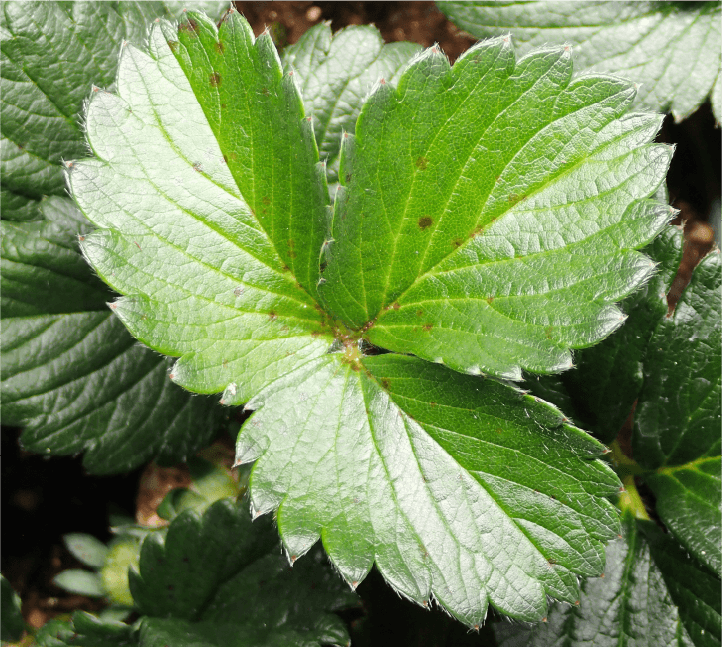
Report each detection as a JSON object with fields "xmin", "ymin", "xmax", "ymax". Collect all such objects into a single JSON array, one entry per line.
[{"xmin": 1, "ymin": 2, "xmax": 719, "ymax": 646}]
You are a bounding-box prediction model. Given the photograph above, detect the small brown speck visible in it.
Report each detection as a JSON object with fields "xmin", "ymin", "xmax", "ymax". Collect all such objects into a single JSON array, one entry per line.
[{"xmin": 209, "ymin": 72, "xmax": 221, "ymax": 87}]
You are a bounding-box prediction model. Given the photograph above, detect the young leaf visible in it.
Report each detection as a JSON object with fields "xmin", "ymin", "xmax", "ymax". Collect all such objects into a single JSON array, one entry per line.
[
  {"xmin": 438, "ymin": 1, "xmax": 722, "ymax": 123},
  {"xmin": 0, "ymin": 0, "xmax": 230, "ymax": 221},
  {"xmin": 0, "ymin": 197, "xmax": 221, "ymax": 474},
  {"xmin": 129, "ymin": 498, "xmax": 356, "ymax": 647},
  {"xmin": 238, "ymin": 352, "xmax": 620, "ymax": 626},
  {"xmin": 560, "ymin": 226, "xmax": 684, "ymax": 443},
  {"xmin": 494, "ymin": 512, "xmax": 721, "ymax": 647},
  {"xmin": 282, "ymin": 22, "xmax": 421, "ymax": 183},
  {"xmin": 634, "ymin": 250, "xmax": 722, "ymax": 574},
  {"xmin": 1, "ymin": 575, "xmax": 25, "ymax": 642},
  {"xmin": 320, "ymin": 37, "xmax": 672, "ymax": 379}
]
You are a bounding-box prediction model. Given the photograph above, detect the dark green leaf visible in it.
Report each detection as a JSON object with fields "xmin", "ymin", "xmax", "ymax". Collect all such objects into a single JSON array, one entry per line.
[
  {"xmin": 635, "ymin": 250, "xmax": 721, "ymax": 573},
  {"xmin": 437, "ymin": 1, "xmax": 722, "ymax": 122},
  {"xmin": 0, "ymin": 0, "xmax": 229, "ymax": 220},
  {"xmin": 129, "ymin": 498, "xmax": 356, "ymax": 647},
  {"xmin": 34, "ymin": 611, "xmax": 137, "ymax": 647},
  {"xmin": 282, "ymin": 22, "xmax": 421, "ymax": 183},
  {"xmin": 319, "ymin": 37, "xmax": 672, "ymax": 379},
  {"xmin": 0, "ymin": 197, "xmax": 221, "ymax": 474},
  {"xmin": 560, "ymin": 226, "xmax": 684, "ymax": 443},
  {"xmin": 495, "ymin": 512, "xmax": 720, "ymax": 647},
  {"xmin": 1, "ymin": 575, "xmax": 25, "ymax": 642},
  {"xmin": 237, "ymin": 352, "xmax": 620, "ymax": 625}
]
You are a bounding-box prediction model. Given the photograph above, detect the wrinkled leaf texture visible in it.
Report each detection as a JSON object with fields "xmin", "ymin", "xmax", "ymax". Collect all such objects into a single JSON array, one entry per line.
[
  {"xmin": 437, "ymin": 1, "xmax": 722, "ymax": 123},
  {"xmin": 0, "ymin": 1, "xmax": 230, "ymax": 474},
  {"xmin": 71, "ymin": 8, "xmax": 673, "ymax": 624},
  {"xmin": 635, "ymin": 250, "xmax": 722, "ymax": 575},
  {"xmin": 495, "ymin": 511, "xmax": 721, "ymax": 647}
]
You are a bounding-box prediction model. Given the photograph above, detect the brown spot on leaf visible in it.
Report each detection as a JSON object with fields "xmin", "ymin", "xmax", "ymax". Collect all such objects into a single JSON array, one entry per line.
[
  {"xmin": 391, "ymin": 302, "xmax": 400, "ymax": 310},
  {"xmin": 345, "ymin": 172, "xmax": 352, "ymax": 184},
  {"xmin": 222, "ymin": 359, "xmax": 228, "ymax": 368},
  {"xmin": 261, "ymin": 87, "xmax": 270, "ymax": 97},
  {"xmin": 418, "ymin": 216, "xmax": 433, "ymax": 230},
  {"xmin": 545, "ymin": 326, "xmax": 554, "ymax": 339},
  {"xmin": 451, "ymin": 238, "xmax": 463, "ymax": 248},
  {"xmin": 508, "ymin": 193, "xmax": 520, "ymax": 204},
  {"xmin": 179, "ymin": 18, "xmax": 199, "ymax": 35},
  {"xmin": 209, "ymin": 72, "xmax": 221, "ymax": 87},
  {"xmin": 167, "ymin": 40, "xmax": 179, "ymax": 51},
  {"xmin": 486, "ymin": 296, "xmax": 495, "ymax": 305},
  {"xmin": 381, "ymin": 379, "xmax": 390, "ymax": 389},
  {"xmin": 214, "ymin": 41, "xmax": 225, "ymax": 54},
  {"xmin": 288, "ymin": 250, "xmax": 297, "ymax": 259},
  {"xmin": 222, "ymin": 154, "xmax": 228, "ymax": 164},
  {"xmin": 262, "ymin": 196, "xmax": 271, "ymax": 206},
  {"xmin": 415, "ymin": 156, "xmax": 429, "ymax": 170},
  {"xmin": 422, "ymin": 323, "xmax": 433, "ymax": 332},
  {"xmin": 416, "ymin": 309, "xmax": 424, "ymax": 317},
  {"xmin": 287, "ymin": 239, "xmax": 295, "ymax": 248},
  {"xmin": 268, "ymin": 311, "xmax": 277, "ymax": 321}
]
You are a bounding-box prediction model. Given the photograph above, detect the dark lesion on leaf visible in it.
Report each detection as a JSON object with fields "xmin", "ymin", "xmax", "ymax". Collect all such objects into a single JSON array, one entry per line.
[
  {"xmin": 268, "ymin": 311, "xmax": 277, "ymax": 321},
  {"xmin": 422, "ymin": 323, "xmax": 433, "ymax": 332},
  {"xmin": 415, "ymin": 156, "xmax": 429, "ymax": 170},
  {"xmin": 214, "ymin": 41, "xmax": 225, "ymax": 55},
  {"xmin": 209, "ymin": 72, "xmax": 222, "ymax": 87},
  {"xmin": 179, "ymin": 18, "xmax": 199, "ymax": 36},
  {"xmin": 418, "ymin": 216, "xmax": 433, "ymax": 230},
  {"xmin": 262, "ymin": 196, "xmax": 271, "ymax": 206},
  {"xmin": 451, "ymin": 237, "xmax": 463, "ymax": 248},
  {"xmin": 167, "ymin": 40, "xmax": 179, "ymax": 52}
]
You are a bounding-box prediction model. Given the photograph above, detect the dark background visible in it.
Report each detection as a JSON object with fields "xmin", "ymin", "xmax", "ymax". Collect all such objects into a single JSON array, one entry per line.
[{"xmin": 2, "ymin": 3, "xmax": 719, "ymax": 645}]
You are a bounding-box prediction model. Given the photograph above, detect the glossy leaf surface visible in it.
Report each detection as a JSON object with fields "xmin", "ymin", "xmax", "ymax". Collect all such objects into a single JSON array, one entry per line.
[
  {"xmin": 69, "ymin": 9, "xmax": 659, "ymax": 624},
  {"xmin": 635, "ymin": 250, "xmax": 721, "ymax": 574},
  {"xmin": 71, "ymin": 11, "xmax": 333, "ymax": 405},
  {"xmin": 438, "ymin": 1, "xmax": 722, "ymax": 122},
  {"xmin": 320, "ymin": 37, "xmax": 672, "ymax": 379},
  {"xmin": 0, "ymin": 0, "xmax": 229, "ymax": 220},
  {"xmin": 1, "ymin": 197, "xmax": 220, "ymax": 473},
  {"xmin": 495, "ymin": 512, "xmax": 721, "ymax": 647},
  {"xmin": 283, "ymin": 22, "xmax": 421, "ymax": 183},
  {"xmin": 131, "ymin": 498, "xmax": 356, "ymax": 647},
  {"xmin": 238, "ymin": 352, "xmax": 620, "ymax": 625}
]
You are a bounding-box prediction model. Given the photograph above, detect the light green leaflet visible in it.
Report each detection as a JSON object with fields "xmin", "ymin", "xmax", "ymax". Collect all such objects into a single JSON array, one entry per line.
[
  {"xmin": 71, "ymin": 8, "xmax": 671, "ymax": 624},
  {"xmin": 438, "ymin": 0, "xmax": 722, "ymax": 123},
  {"xmin": 320, "ymin": 38, "xmax": 672, "ymax": 379}
]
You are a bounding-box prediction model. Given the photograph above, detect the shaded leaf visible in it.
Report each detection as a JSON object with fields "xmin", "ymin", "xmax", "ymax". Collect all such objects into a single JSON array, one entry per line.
[
  {"xmin": 0, "ymin": 0, "xmax": 229, "ymax": 220},
  {"xmin": 0, "ymin": 197, "xmax": 221, "ymax": 474},
  {"xmin": 438, "ymin": 1, "xmax": 722, "ymax": 122},
  {"xmin": 130, "ymin": 498, "xmax": 356, "ymax": 647},
  {"xmin": 34, "ymin": 611, "xmax": 137, "ymax": 647},
  {"xmin": 282, "ymin": 22, "xmax": 421, "ymax": 183},
  {"xmin": 237, "ymin": 352, "xmax": 620, "ymax": 625},
  {"xmin": 635, "ymin": 250, "xmax": 721, "ymax": 574},
  {"xmin": 0, "ymin": 575, "xmax": 25, "ymax": 642},
  {"xmin": 495, "ymin": 512, "xmax": 720, "ymax": 647},
  {"xmin": 319, "ymin": 37, "xmax": 672, "ymax": 379},
  {"xmin": 560, "ymin": 226, "xmax": 683, "ymax": 443}
]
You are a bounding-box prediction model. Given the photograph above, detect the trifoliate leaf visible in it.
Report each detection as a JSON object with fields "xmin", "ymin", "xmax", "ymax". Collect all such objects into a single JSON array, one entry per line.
[
  {"xmin": 282, "ymin": 22, "xmax": 421, "ymax": 183},
  {"xmin": 320, "ymin": 37, "xmax": 672, "ymax": 379},
  {"xmin": 0, "ymin": 0, "xmax": 230, "ymax": 221},
  {"xmin": 72, "ymin": 9, "xmax": 628, "ymax": 624},
  {"xmin": 634, "ymin": 250, "xmax": 721, "ymax": 574},
  {"xmin": 71, "ymin": 11, "xmax": 333, "ymax": 406},
  {"xmin": 1, "ymin": 575, "xmax": 25, "ymax": 642},
  {"xmin": 129, "ymin": 498, "xmax": 356, "ymax": 647},
  {"xmin": 560, "ymin": 226, "xmax": 683, "ymax": 443},
  {"xmin": 0, "ymin": 197, "xmax": 221, "ymax": 474},
  {"xmin": 437, "ymin": 1, "xmax": 722, "ymax": 123},
  {"xmin": 495, "ymin": 512, "xmax": 721, "ymax": 647},
  {"xmin": 238, "ymin": 352, "xmax": 620, "ymax": 626}
]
